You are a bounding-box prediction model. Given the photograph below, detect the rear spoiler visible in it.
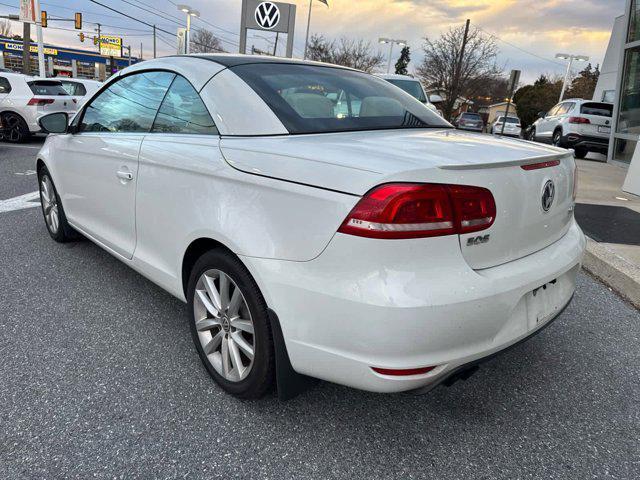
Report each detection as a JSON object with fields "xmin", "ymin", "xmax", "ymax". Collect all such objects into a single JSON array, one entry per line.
[{"xmin": 438, "ymin": 152, "xmax": 571, "ymax": 170}]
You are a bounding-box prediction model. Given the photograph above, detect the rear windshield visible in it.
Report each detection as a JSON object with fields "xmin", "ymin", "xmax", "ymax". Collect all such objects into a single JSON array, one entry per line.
[
  {"xmin": 461, "ymin": 113, "xmax": 481, "ymax": 119},
  {"xmin": 498, "ymin": 117, "xmax": 520, "ymax": 124},
  {"xmin": 61, "ymin": 81, "xmax": 87, "ymax": 96},
  {"xmin": 580, "ymin": 102, "xmax": 613, "ymax": 117},
  {"xmin": 385, "ymin": 79, "xmax": 427, "ymax": 102},
  {"xmin": 28, "ymin": 80, "xmax": 68, "ymax": 96},
  {"xmin": 231, "ymin": 63, "xmax": 450, "ymax": 134}
]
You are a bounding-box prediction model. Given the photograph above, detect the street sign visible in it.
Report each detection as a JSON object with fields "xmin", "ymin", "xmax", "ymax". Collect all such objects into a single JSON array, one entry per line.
[
  {"xmin": 99, "ymin": 35, "xmax": 122, "ymax": 57},
  {"xmin": 19, "ymin": 0, "xmax": 37, "ymax": 23},
  {"xmin": 509, "ymin": 69, "xmax": 521, "ymax": 91}
]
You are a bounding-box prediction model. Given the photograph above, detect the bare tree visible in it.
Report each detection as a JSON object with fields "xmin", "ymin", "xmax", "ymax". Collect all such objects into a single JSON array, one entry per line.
[
  {"xmin": 190, "ymin": 29, "xmax": 224, "ymax": 54},
  {"xmin": 416, "ymin": 25, "xmax": 502, "ymax": 119},
  {"xmin": 0, "ymin": 20, "xmax": 11, "ymax": 38},
  {"xmin": 306, "ymin": 34, "xmax": 384, "ymax": 73}
]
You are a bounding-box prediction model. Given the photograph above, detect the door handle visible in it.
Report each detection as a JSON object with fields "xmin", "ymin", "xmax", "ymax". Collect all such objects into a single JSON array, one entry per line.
[{"xmin": 116, "ymin": 170, "xmax": 133, "ymax": 181}]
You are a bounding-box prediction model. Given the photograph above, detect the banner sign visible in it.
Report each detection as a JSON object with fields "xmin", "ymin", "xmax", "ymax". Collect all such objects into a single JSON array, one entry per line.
[
  {"xmin": 4, "ymin": 42, "xmax": 57, "ymax": 56},
  {"xmin": 99, "ymin": 35, "xmax": 122, "ymax": 57}
]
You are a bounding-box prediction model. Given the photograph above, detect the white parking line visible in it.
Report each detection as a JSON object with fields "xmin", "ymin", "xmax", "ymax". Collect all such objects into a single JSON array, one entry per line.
[{"xmin": 0, "ymin": 191, "xmax": 40, "ymax": 213}]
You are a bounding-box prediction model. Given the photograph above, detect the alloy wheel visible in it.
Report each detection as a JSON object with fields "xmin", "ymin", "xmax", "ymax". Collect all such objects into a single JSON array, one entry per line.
[
  {"xmin": 552, "ymin": 132, "xmax": 561, "ymax": 146},
  {"xmin": 193, "ymin": 269, "xmax": 255, "ymax": 382},
  {"xmin": 40, "ymin": 175, "xmax": 60, "ymax": 234},
  {"xmin": 4, "ymin": 114, "xmax": 24, "ymax": 142}
]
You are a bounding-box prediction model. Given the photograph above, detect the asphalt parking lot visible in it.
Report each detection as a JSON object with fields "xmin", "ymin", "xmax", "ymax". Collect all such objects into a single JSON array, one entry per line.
[{"xmin": 1, "ymin": 140, "xmax": 639, "ymax": 479}]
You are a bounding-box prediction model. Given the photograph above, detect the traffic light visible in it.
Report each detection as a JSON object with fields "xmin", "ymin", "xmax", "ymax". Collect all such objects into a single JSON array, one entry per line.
[
  {"xmin": 79, "ymin": 33, "xmax": 85, "ymax": 43},
  {"xmin": 74, "ymin": 12, "xmax": 82, "ymax": 30},
  {"xmin": 41, "ymin": 10, "xmax": 47, "ymax": 28}
]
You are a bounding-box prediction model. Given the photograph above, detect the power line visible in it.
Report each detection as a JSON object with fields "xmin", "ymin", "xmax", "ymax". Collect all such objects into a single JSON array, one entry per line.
[{"xmin": 476, "ymin": 25, "xmax": 565, "ymax": 68}]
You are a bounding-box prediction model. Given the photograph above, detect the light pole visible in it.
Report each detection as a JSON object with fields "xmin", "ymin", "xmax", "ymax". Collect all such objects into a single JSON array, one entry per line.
[
  {"xmin": 379, "ymin": 38, "xmax": 407, "ymax": 73},
  {"xmin": 177, "ymin": 4, "xmax": 200, "ymax": 54},
  {"xmin": 303, "ymin": 0, "xmax": 329, "ymax": 60},
  {"xmin": 555, "ymin": 53, "xmax": 589, "ymax": 102}
]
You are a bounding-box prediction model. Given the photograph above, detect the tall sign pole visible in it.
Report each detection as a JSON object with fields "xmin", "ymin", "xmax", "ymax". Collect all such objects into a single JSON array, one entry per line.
[
  {"xmin": 22, "ymin": 21, "xmax": 30, "ymax": 75},
  {"xmin": 33, "ymin": 0, "xmax": 45, "ymax": 76}
]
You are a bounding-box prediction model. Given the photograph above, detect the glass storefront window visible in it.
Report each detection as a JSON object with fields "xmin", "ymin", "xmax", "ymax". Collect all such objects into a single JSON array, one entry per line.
[
  {"xmin": 613, "ymin": 138, "xmax": 636, "ymax": 165},
  {"xmin": 617, "ymin": 47, "xmax": 640, "ymax": 135},
  {"xmin": 630, "ymin": 0, "xmax": 640, "ymax": 42}
]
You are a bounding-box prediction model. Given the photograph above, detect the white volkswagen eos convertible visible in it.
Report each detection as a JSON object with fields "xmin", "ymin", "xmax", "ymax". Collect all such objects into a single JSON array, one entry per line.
[{"xmin": 36, "ymin": 55, "xmax": 585, "ymax": 399}]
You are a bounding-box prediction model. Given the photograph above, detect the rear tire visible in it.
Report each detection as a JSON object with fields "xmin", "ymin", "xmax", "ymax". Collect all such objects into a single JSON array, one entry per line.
[
  {"xmin": 574, "ymin": 148, "xmax": 588, "ymax": 159},
  {"xmin": 38, "ymin": 167, "xmax": 77, "ymax": 242},
  {"xmin": 187, "ymin": 249, "xmax": 275, "ymax": 399},
  {"xmin": 2, "ymin": 112, "xmax": 30, "ymax": 143}
]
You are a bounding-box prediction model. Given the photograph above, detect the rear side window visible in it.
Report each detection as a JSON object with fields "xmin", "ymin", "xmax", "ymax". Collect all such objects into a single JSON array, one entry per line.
[
  {"xmin": 580, "ymin": 102, "xmax": 613, "ymax": 117},
  {"xmin": 28, "ymin": 81, "xmax": 68, "ymax": 96},
  {"xmin": 151, "ymin": 75, "xmax": 217, "ymax": 135},
  {"xmin": 556, "ymin": 103, "xmax": 574, "ymax": 115},
  {"xmin": 81, "ymin": 71, "xmax": 175, "ymax": 133},
  {"xmin": 0, "ymin": 76, "xmax": 11, "ymax": 93},
  {"xmin": 61, "ymin": 81, "xmax": 87, "ymax": 96}
]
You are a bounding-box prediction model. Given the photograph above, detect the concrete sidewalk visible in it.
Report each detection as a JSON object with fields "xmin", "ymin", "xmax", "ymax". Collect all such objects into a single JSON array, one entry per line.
[{"xmin": 575, "ymin": 154, "xmax": 640, "ymax": 308}]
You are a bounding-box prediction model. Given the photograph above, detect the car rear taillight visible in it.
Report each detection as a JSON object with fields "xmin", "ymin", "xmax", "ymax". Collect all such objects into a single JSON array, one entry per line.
[
  {"xmin": 371, "ymin": 366, "xmax": 437, "ymax": 376},
  {"xmin": 27, "ymin": 98, "xmax": 55, "ymax": 106},
  {"xmin": 569, "ymin": 116, "xmax": 590, "ymax": 124},
  {"xmin": 337, "ymin": 183, "xmax": 496, "ymax": 239}
]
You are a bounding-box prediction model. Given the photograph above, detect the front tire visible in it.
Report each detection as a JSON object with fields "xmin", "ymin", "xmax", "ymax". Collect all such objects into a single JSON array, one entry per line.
[
  {"xmin": 38, "ymin": 167, "xmax": 77, "ymax": 242},
  {"xmin": 552, "ymin": 129, "xmax": 563, "ymax": 147},
  {"xmin": 2, "ymin": 113, "xmax": 30, "ymax": 143},
  {"xmin": 187, "ymin": 249, "xmax": 275, "ymax": 399}
]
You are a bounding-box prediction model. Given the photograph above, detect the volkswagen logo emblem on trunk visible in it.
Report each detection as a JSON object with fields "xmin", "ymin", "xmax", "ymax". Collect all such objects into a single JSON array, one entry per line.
[
  {"xmin": 255, "ymin": 2, "xmax": 280, "ymax": 30},
  {"xmin": 541, "ymin": 180, "xmax": 555, "ymax": 212}
]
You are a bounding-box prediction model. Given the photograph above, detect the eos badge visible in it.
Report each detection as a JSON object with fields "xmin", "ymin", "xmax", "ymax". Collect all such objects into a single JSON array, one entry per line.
[
  {"xmin": 255, "ymin": 1, "xmax": 281, "ymax": 30},
  {"xmin": 466, "ymin": 234, "xmax": 490, "ymax": 246}
]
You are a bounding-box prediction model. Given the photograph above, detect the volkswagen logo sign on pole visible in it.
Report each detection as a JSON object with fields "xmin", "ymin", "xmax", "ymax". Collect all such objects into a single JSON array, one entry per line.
[
  {"xmin": 239, "ymin": 0, "xmax": 297, "ymax": 58},
  {"xmin": 255, "ymin": 2, "xmax": 280, "ymax": 30}
]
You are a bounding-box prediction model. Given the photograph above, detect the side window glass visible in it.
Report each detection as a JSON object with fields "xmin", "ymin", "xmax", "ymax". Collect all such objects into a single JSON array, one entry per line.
[
  {"xmin": 80, "ymin": 71, "xmax": 175, "ymax": 133},
  {"xmin": 548, "ymin": 105, "xmax": 560, "ymax": 116},
  {"xmin": 0, "ymin": 77, "xmax": 11, "ymax": 93},
  {"xmin": 152, "ymin": 76, "xmax": 217, "ymax": 135}
]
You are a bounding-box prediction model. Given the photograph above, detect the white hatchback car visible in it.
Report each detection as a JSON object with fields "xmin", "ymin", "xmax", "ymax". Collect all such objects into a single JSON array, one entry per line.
[
  {"xmin": 59, "ymin": 78, "xmax": 102, "ymax": 106},
  {"xmin": 0, "ymin": 72, "xmax": 76, "ymax": 142},
  {"xmin": 36, "ymin": 55, "xmax": 585, "ymax": 400}
]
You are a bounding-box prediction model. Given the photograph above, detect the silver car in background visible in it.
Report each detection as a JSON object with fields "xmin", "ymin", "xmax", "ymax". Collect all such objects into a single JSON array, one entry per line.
[{"xmin": 491, "ymin": 116, "xmax": 522, "ymax": 137}]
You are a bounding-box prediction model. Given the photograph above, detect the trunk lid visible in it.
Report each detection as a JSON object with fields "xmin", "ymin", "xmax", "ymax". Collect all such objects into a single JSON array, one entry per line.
[{"xmin": 220, "ymin": 129, "xmax": 575, "ymax": 269}]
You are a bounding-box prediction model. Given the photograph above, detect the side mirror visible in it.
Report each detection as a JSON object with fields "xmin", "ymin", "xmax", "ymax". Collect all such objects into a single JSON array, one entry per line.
[
  {"xmin": 537, "ymin": 111, "xmax": 546, "ymax": 119},
  {"xmin": 39, "ymin": 112, "xmax": 69, "ymax": 134}
]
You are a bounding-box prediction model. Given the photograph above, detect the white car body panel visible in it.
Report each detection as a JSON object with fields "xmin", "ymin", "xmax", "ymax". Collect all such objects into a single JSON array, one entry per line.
[{"xmin": 37, "ymin": 56, "xmax": 586, "ymax": 394}]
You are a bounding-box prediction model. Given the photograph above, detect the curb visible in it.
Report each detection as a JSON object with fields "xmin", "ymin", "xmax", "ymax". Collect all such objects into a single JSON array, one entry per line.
[{"xmin": 582, "ymin": 237, "xmax": 640, "ymax": 309}]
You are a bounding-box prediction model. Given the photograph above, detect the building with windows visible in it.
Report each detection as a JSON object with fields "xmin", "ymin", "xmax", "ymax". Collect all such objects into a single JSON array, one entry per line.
[
  {"xmin": 0, "ymin": 37, "xmax": 139, "ymax": 80},
  {"xmin": 603, "ymin": 1, "xmax": 640, "ymax": 167}
]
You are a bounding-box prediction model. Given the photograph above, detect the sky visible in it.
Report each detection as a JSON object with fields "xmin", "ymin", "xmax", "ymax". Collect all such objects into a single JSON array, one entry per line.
[{"xmin": 0, "ymin": 0, "xmax": 626, "ymax": 84}]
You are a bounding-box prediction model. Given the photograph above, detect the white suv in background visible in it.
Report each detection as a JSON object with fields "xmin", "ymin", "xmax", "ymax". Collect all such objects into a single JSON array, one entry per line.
[
  {"xmin": 0, "ymin": 72, "xmax": 77, "ymax": 142},
  {"xmin": 377, "ymin": 73, "xmax": 441, "ymax": 115},
  {"xmin": 528, "ymin": 99, "xmax": 613, "ymax": 159}
]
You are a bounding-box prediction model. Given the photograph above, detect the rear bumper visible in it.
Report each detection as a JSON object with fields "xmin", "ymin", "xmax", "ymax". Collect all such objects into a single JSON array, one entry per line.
[
  {"xmin": 563, "ymin": 133, "xmax": 610, "ymax": 152},
  {"xmin": 457, "ymin": 125, "xmax": 484, "ymax": 132},
  {"xmin": 242, "ymin": 219, "xmax": 586, "ymax": 393}
]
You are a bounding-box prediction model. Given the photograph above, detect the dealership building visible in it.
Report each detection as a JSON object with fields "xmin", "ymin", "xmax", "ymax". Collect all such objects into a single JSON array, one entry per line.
[{"xmin": 0, "ymin": 37, "xmax": 139, "ymax": 80}]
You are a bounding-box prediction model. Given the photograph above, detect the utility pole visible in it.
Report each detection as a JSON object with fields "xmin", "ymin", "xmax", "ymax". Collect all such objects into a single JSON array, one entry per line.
[
  {"xmin": 450, "ymin": 18, "xmax": 470, "ymax": 119},
  {"xmin": 153, "ymin": 25, "xmax": 157, "ymax": 58},
  {"xmin": 22, "ymin": 22, "xmax": 31, "ymax": 75},
  {"xmin": 140, "ymin": 42, "xmax": 143, "ymax": 60},
  {"xmin": 500, "ymin": 69, "xmax": 521, "ymax": 137},
  {"xmin": 96, "ymin": 23, "xmax": 101, "ymax": 53},
  {"xmin": 126, "ymin": 45, "xmax": 132, "ymax": 65}
]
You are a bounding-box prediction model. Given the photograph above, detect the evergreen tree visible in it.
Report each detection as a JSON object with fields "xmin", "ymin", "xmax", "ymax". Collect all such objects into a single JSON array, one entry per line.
[{"xmin": 394, "ymin": 46, "xmax": 410, "ymax": 75}]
